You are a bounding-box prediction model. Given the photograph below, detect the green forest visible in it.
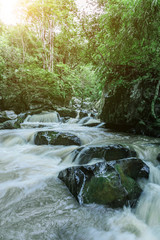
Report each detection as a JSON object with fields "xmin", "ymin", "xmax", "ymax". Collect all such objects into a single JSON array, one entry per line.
[{"xmin": 0, "ymin": 0, "xmax": 160, "ymax": 113}]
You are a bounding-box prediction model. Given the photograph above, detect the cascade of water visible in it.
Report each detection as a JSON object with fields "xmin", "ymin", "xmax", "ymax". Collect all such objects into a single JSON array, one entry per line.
[
  {"xmin": 0, "ymin": 113, "xmax": 160, "ymax": 240},
  {"xmin": 136, "ymin": 183, "xmax": 160, "ymax": 227},
  {"xmin": 24, "ymin": 111, "xmax": 60, "ymax": 123},
  {"xmin": 132, "ymin": 143, "xmax": 160, "ymax": 165},
  {"xmin": 135, "ymin": 162, "xmax": 160, "ymax": 227}
]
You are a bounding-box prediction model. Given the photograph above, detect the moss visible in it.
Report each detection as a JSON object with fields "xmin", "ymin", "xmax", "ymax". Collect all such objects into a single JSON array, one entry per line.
[
  {"xmin": 82, "ymin": 172, "xmax": 127, "ymax": 206},
  {"xmin": 115, "ymin": 164, "xmax": 142, "ymax": 199}
]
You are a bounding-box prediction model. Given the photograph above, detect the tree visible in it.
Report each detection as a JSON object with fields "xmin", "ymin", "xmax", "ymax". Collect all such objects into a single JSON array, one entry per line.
[
  {"xmin": 20, "ymin": 0, "xmax": 77, "ymax": 72},
  {"xmin": 81, "ymin": 0, "xmax": 160, "ymax": 88}
]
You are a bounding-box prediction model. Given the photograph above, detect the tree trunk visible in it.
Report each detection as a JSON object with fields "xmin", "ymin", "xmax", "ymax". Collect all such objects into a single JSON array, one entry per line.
[{"xmin": 151, "ymin": 80, "xmax": 160, "ymax": 120}]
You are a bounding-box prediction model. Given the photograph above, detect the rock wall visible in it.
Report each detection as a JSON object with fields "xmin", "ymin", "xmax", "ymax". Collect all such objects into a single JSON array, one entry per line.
[{"xmin": 100, "ymin": 80, "xmax": 160, "ymax": 137}]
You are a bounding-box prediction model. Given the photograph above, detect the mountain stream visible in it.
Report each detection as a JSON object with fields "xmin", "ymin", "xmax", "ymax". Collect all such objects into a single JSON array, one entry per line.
[{"xmin": 0, "ymin": 111, "xmax": 160, "ymax": 240}]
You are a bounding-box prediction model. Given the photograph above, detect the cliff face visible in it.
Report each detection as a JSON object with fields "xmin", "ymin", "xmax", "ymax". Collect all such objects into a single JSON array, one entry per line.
[{"xmin": 100, "ymin": 79, "xmax": 160, "ymax": 137}]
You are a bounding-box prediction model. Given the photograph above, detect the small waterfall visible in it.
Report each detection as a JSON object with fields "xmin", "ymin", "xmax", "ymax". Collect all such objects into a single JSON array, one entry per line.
[
  {"xmin": 148, "ymin": 162, "xmax": 160, "ymax": 185},
  {"xmin": 132, "ymin": 143, "xmax": 160, "ymax": 165},
  {"xmin": 136, "ymin": 183, "xmax": 160, "ymax": 227},
  {"xmin": 24, "ymin": 111, "xmax": 60, "ymax": 123},
  {"xmin": 135, "ymin": 163, "xmax": 160, "ymax": 227},
  {"xmin": 78, "ymin": 116, "xmax": 91, "ymax": 124}
]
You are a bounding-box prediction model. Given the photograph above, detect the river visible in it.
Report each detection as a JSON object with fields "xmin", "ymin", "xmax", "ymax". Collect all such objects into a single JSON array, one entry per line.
[{"xmin": 0, "ymin": 111, "xmax": 160, "ymax": 240}]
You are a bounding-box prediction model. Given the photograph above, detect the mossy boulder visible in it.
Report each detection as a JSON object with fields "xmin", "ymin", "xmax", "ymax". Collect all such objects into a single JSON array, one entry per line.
[
  {"xmin": 83, "ymin": 171, "xmax": 128, "ymax": 207},
  {"xmin": 58, "ymin": 158, "xmax": 149, "ymax": 208},
  {"xmin": 72, "ymin": 145, "xmax": 136, "ymax": 164},
  {"xmin": 34, "ymin": 131, "xmax": 81, "ymax": 146}
]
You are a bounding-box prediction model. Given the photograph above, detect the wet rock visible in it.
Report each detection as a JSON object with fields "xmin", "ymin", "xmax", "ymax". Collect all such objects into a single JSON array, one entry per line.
[
  {"xmin": 0, "ymin": 120, "xmax": 16, "ymax": 129},
  {"xmin": 17, "ymin": 113, "xmax": 28, "ymax": 122},
  {"xmin": 83, "ymin": 122, "xmax": 101, "ymax": 127},
  {"xmin": 34, "ymin": 131, "xmax": 81, "ymax": 146},
  {"xmin": 157, "ymin": 153, "xmax": 160, "ymax": 162},
  {"xmin": 58, "ymin": 158, "xmax": 149, "ymax": 208},
  {"xmin": 55, "ymin": 107, "xmax": 77, "ymax": 118},
  {"xmin": 0, "ymin": 110, "xmax": 17, "ymax": 123},
  {"xmin": 116, "ymin": 158, "xmax": 150, "ymax": 179},
  {"xmin": 79, "ymin": 111, "xmax": 89, "ymax": 119},
  {"xmin": 100, "ymin": 80, "xmax": 160, "ymax": 137},
  {"xmin": 0, "ymin": 112, "xmax": 28, "ymax": 129},
  {"xmin": 0, "ymin": 116, "xmax": 9, "ymax": 124},
  {"xmin": 0, "ymin": 120, "xmax": 20, "ymax": 129},
  {"xmin": 72, "ymin": 145, "xmax": 136, "ymax": 164}
]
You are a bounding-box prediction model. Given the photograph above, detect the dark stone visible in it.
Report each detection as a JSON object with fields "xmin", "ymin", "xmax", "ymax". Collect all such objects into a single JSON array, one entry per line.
[
  {"xmin": 79, "ymin": 111, "xmax": 88, "ymax": 119},
  {"xmin": 0, "ymin": 116, "xmax": 10, "ymax": 123},
  {"xmin": 0, "ymin": 112, "xmax": 28, "ymax": 129},
  {"xmin": 58, "ymin": 158, "xmax": 149, "ymax": 208},
  {"xmin": 17, "ymin": 113, "xmax": 28, "ymax": 122},
  {"xmin": 55, "ymin": 107, "xmax": 77, "ymax": 118},
  {"xmin": 0, "ymin": 120, "xmax": 16, "ymax": 129},
  {"xmin": 83, "ymin": 122, "xmax": 101, "ymax": 127},
  {"xmin": 115, "ymin": 158, "xmax": 150, "ymax": 180},
  {"xmin": 34, "ymin": 131, "xmax": 81, "ymax": 146},
  {"xmin": 0, "ymin": 119, "xmax": 21, "ymax": 129},
  {"xmin": 0, "ymin": 110, "xmax": 17, "ymax": 123},
  {"xmin": 157, "ymin": 153, "xmax": 160, "ymax": 162},
  {"xmin": 100, "ymin": 80, "xmax": 160, "ymax": 137},
  {"xmin": 72, "ymin": 145, "xmax": 137, "ymax": 164}
]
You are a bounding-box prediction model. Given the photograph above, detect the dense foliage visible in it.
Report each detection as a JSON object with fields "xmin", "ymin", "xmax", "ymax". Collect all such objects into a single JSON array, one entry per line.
[
  {"xmin": 0, "ymin": 0, "xmax": 100, "ymax": 112},
  {"xmin": 86, "ymin": 0, "xmax": 160, "ymax": 89},
  {"xmin": 0, "ymin": 0, "xmax": 160, "ymax": 112}
]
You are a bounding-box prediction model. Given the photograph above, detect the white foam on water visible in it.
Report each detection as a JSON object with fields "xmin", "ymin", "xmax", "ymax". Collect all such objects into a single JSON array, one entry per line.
[{"xmin": 0, "ymin": 118, "xmax": 160, "ymax": 239}]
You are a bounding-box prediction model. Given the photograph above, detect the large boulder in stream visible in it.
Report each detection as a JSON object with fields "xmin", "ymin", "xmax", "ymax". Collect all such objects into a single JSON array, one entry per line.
[
  {"xmin": 71, "ymin": 144, "xmax": 137, "ymax": 164},
  {"xmin": 100, "ymin": 79, "xmax": 160, "ymax": 137},
  {"xmin": 58, "ymin": 158, "xmax": 149, "ymax": 208},
  {"xmin": 34, "ymin": 131, "xmax": 81, "ymax": 146}
]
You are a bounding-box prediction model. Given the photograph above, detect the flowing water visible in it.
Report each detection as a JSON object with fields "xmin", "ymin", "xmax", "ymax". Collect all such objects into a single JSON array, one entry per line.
[{"xmin": 0, "ymin": 112, "xmax": 160, "ymax": 240}]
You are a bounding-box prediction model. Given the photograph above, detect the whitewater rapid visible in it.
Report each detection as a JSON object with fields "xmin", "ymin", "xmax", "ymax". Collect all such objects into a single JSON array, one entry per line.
[{"xmin": 0, "ymin": 112, "xmax": 160, "ymax": 240}]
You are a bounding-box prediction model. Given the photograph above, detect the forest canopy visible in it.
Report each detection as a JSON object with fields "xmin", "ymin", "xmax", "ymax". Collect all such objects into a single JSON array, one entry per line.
[{"xmin": 0, "ymin": 0, "xmax": 159, "ymax": 112}]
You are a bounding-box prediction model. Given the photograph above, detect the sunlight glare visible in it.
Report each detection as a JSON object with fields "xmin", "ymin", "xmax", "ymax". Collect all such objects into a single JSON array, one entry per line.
[
  {"xmin": 0, "ymin": 0, "xmax": 19, "ymax": 25},
  {"xmin": 76, "ymin": 0, "xmax": 96, "ymax": 14},
  {"xmin": 76, "ymin": 0, "xmax": 88, "ymax": 9}
]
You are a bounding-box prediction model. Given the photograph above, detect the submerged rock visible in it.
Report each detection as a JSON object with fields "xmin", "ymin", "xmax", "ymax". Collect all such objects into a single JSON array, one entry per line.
[
  {"xmin": 72, "ymin": 145, "xmax": 136, "ymax": 164},
  {"xmin": 58, "ymin": 158, "xmax": 149, "ymax": 208},
  {"xmin": 34, "ymin": 131, "xmax": 81, "ymax": 146}
]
